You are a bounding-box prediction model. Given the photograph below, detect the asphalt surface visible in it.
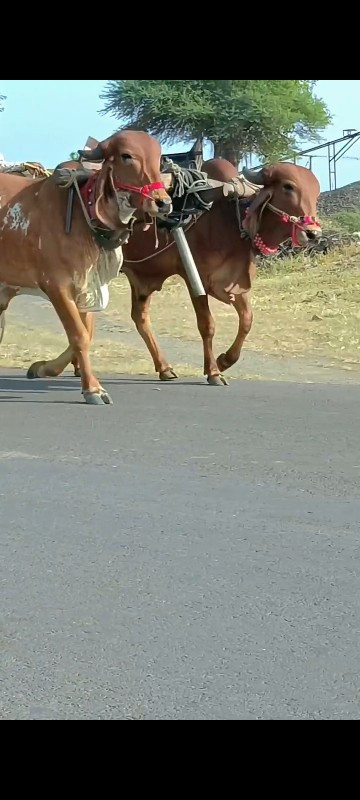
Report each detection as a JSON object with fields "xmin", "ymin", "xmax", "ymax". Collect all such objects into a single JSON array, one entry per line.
[{"xmin": 1, "ymin": 370, "xmax": 360, "ymax": 720}]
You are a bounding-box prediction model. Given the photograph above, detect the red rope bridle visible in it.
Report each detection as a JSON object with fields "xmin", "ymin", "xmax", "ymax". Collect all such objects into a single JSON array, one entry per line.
[
  {"xmin": 113, "ymin": 180, "xmax": 165, "ymax": 202},
  {"xmin": 244, "ymin": 202, "xmax": 321, "ymax": 255},
  {"xmin": 269, "ymin": 205, "xmax": 321, "ymax": 246},
  {"xmin": 80, "ymin": 174, "xmax": 166, "ymax": 225}
]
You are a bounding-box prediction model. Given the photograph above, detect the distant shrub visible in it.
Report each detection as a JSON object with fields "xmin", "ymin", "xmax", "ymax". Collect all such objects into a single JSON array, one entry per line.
[{"xmin": 333, "ymin": 210, "xmax": 360, "ymax": 233}]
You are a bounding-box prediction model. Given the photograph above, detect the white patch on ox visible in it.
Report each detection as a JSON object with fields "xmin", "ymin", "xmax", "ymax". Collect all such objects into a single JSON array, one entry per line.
[
  {"xmin": 1, "ymin": 202, "xmax": 30, "ymax": 235},
  {"xmin": 76, "ymin": 247, "xmax": 123, "ymax": 313}
]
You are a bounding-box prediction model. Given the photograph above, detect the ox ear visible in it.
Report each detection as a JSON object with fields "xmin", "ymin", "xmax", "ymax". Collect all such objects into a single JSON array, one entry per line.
[
  {"xmin": 244, "ymin": 188, "xmax": 273, "ymax": 240},
  {"xmin": 95, "ymin": 163, "xmax": 118, "ymax": 230},
  {"xmin": 94, "ymin": 162, "xmax": 128, "ymax": 230}
]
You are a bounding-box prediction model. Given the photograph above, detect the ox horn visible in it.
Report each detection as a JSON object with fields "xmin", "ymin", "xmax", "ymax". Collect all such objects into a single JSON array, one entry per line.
[
  {"xmin": 242, "ymin": 166, "xmax": 264, "ymax": 185},
  {"xmin": 78, "ymin": 144, "xmax": 104, "ymax": 162}
]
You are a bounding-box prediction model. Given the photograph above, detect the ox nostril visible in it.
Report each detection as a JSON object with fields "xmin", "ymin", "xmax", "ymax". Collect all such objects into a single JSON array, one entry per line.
[
  {"xmin": 306, "ymin": 230, "xmax": 318, "ymax": 241},
  {"xmin": 156, "ymin": 199, "xmax": 171, "ymax": 211}
]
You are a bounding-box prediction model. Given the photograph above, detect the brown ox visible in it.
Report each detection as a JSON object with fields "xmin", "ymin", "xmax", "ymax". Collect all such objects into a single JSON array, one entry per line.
[
  {"xmin": 14, "ymin": 159, "xmax": 321, "ymax": 386},
  {"xmin": 0, "ymin": 130, "xmax": 171, "ymax": 404}
]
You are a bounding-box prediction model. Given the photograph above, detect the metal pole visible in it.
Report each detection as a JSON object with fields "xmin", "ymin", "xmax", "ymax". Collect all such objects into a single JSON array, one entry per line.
[{"xmin": 172, "ymin": 228, "xmax": 206, "ymax": 297}]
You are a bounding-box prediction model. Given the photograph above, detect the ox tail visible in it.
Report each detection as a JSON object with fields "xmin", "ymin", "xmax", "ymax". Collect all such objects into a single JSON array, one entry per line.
[{"xmin": 0, "ymin": 311, "xmax": 5, "ymax": 344}]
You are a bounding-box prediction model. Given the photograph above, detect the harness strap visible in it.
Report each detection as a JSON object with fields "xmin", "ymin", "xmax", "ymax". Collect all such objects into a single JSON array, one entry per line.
[{"xmin": 60, "ymin": 171, "xmax": 131, "ymax": 250}]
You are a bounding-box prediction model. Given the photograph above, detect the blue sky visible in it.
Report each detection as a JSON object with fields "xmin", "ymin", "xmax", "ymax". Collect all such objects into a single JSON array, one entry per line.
[{"xmin": 1, "ymin": 80, "xmax": 359, "ymax": 190}]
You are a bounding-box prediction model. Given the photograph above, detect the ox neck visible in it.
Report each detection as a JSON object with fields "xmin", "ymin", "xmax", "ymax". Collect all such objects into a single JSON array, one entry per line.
[
  {"xmin": 240, "ymin": 202, "xmax": 292, "ymax": 256},
  {"xmin": 79, "ymin": 172, "xmax": 136, "ymax": 249},
  {"xmin": 257, "ymin": 210, "xmax": 292, "ymax": 250}
]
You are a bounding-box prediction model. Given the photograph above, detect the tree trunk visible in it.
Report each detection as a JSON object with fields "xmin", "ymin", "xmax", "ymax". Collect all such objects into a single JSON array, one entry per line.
[{"xmin": 213, "ymin": 140, "xmax": 243, "ymax": 168}]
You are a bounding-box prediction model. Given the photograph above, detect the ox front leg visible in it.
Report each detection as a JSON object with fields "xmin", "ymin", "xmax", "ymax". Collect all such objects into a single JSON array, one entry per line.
[
  {"xmin": 0, "ymin": 288, "xmax": 18, "ymax": 343},
  {"xmin": 131, "ymin": 289, "xmax": 178, "ymax": 381},
  {"xmin": 0, "ymin": 311, "xmax": 5, "ymax": 344},
  {"xmin": 72, "ymin": 313, "xmax": 95, "ymax": 377},
  {"xmin": 45, "ymin": 287, "xmax": 112, "ymax": 405},
  {"xmin": 217, "ymin": 292, "xmax": 253, "ymax": 374},
  {"xmin": 191, "ymin": 295, "xmax": 228, "ymax": 386},
  {"xmin": 28, "ymin": 313, "xmax": 96, "ymax": 381}
]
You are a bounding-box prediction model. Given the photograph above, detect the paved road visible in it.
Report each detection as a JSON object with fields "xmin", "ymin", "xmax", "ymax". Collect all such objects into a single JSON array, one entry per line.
[{"xmin": 1, "ymin": 370, "xmax": 360, "ymax": 720}]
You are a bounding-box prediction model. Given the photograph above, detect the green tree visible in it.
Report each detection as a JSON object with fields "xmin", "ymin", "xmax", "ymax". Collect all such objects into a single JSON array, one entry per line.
[{"xmin": 101, "ymin": 80, "xmax": 330, "ymax": 166}]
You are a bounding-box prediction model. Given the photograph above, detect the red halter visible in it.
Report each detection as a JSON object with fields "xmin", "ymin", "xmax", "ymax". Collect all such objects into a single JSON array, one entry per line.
[
  {"xmin": 243, "ymin": 205, "xmax": 321, "ymax": 255},
  {"xmin": 279, "ymin": 213, "xmax": 322, "ymax": 246},
  {"xmin": 80, "ymin": 174, "xmax": 166, "ymax": 224},
  {"xmin": 114, "ymin": 180, "xmax": 165, "ymax": 202}
]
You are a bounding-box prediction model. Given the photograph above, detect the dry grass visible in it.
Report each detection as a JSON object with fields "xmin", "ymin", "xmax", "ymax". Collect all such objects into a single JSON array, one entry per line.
[
  {"xmin": 1, "ymin": 244, "xmax": 360, "ymax": 379},
  {"xmin": 250, "ymin": 245, "xmax": 360, "ymax": 367},
  {"xmin": 106, "ymin": 244, "xmax": 360, "ymax": 368},
  {"xmin": 0, "ymin": 322, "xmax": 65, "ymax": 370}
]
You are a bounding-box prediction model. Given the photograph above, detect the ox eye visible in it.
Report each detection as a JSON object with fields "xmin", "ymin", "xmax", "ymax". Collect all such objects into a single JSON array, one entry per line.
[
  {"xmin": 284, "ymin": 183, "xmax": 294, "ymax": 192},
  {"xmin": 121, "ymin": 153, "xmax": 133, "ymax": 162}
]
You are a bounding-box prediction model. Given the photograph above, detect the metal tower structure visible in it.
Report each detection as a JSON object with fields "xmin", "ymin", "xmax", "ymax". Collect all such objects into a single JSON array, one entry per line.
[{"xmin": 294, "ymin": 130, "xmax": 360, "ymax": 191}]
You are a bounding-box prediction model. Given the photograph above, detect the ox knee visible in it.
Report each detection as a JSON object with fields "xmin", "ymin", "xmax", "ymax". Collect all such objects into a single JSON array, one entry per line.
[
  {"xmin": 242, "ymin": 308, "xmax": 253, "ymax": 335},
  {"xmin": 198, "ymin": 317, "xmax": 215, "ymax": 339},
  {"xmin": 132, "ymin": 309, "xmax": 147, "ymax": 330},
  {"xmin": 71, "ymin": 330, "xmax": 90, "ymax": 353}
]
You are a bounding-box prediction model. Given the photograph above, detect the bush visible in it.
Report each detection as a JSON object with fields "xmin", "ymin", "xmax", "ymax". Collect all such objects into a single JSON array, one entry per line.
[{"xmin": 332, "ymin": 210, "xmax": 360, "ymax": 233}]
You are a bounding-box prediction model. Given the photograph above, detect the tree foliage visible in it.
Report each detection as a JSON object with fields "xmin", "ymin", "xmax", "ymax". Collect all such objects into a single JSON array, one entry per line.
[{"xmin": 101, "ymin": 80, "xmax": 330, "ymax": 165}]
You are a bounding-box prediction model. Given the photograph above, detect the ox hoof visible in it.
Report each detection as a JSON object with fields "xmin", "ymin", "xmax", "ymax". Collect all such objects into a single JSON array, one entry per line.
[
  {"xmin": 73, "ymin": 368, "xmax": 81, "ymax": 378},
  {"xmin": 83, "ymin": 389, "xmax": 113, "ymax": 406},
  {"xmin": 216, "ymin": 354, "xmax": 231, "ymax": 372},
  {"xmin": 159, "ymin": 368, "xmax": 178, "ymax": 381},
  {"xmin": 27, "ymin": 361, "xmax": 47, "ymax": 379},
  {"xmin": 207, "ymin": 374, "xmax": 229, "ymax": 387}
]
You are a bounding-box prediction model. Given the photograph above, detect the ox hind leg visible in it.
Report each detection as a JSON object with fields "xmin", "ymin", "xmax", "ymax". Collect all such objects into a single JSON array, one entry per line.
[
  {"xmin": 0, "ymin": 311, "xmax": 5, "ymax": 344},
  {"xmin": 71, "ymin": 314, "xmax": 94, "ymax": 377},
  {"xmin": 37, "ymin": 288, "xmax": 111, "ymax": 405},
  {"xmin": 190, "ymin": 294, "xmax": 228, "ymax": 386},
  {"xmin": 27, "ymin": 312, "xmax": 94, "ymax": 379},
  {"xmin": 76, "ymin": 293, "xmax": 177, "ymax": 381},
  {"xmin": 131, "ymin": 287, "xmax": 177, "ymax": 381},
  {"xmin": 216, "ymin": 292, "xmax": 253, "ymax": 374},
  {"xmin": 0, "ymin": 288, "xmax": 18, "ymax": 344}
]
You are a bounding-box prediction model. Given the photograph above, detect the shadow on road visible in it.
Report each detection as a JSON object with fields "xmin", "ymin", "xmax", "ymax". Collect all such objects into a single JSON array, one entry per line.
[{"xmin": 0, "ymin": 371, "xmax": 211, "ymax": 403}]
